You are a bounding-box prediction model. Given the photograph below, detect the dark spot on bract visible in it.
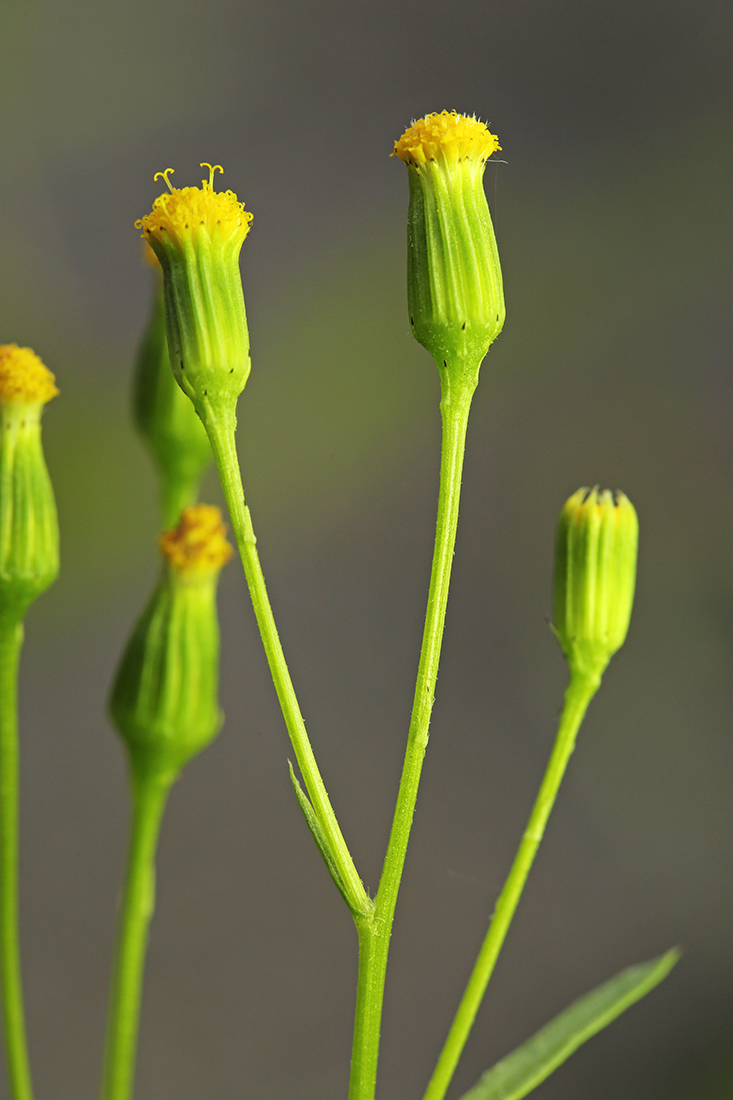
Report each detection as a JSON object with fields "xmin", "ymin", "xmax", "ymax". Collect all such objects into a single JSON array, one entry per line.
[{"xmin": 462, "ymin": 322, "xmax": 466, "ymax": 330}]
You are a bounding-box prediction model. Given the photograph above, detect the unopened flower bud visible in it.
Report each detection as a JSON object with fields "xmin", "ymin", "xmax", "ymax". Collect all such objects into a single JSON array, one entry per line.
[
  {"xmin": 393, "ymin": 111, "xmax": 505, "ymax": 379},
  {"xmin": 133, "ymin": 255, "xmax": 212, "ymax": 527},
  {"xmin": 135, "ymin": 164, "xmax": 252, "ymax": 426},
  {"xmin": 0, "ymin": 344, "xmax": 59, "ymax": 619},
  {"xmin": 109, "ymin": 505, "xmax": 233, "ymax": 777},
  {"xmin": 553, "ymin": 487, "xmax": 638, "ymax": 680}
]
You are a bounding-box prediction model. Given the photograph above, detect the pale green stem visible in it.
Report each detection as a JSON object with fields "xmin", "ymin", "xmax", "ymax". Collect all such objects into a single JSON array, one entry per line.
[
  {"xmin": 203, "ymin": 409, "xmax": 369, "ymax": 917},
  {"xmin": 0, "ymin": 613, "xmax": 34, "ymax": 1100},
  {"xmin": 160, "ymin": 472, "xmax": 200, "ymax": 531},
  {"xmin": 100, "ymin": 764, "xmax": 173, "ymax": 1100},
  {"xmin": 348, "ymin": 384, "xmax": 474, "ymax": 1100},
  {"xmin": 422, "ymin": 668, "xmax": 602, "ymax": 1100}
]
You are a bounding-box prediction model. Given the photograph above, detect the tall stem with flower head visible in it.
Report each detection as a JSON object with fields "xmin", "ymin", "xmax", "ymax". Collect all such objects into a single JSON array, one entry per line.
[
  {"xmin": 0, "ymin": 346, "xmax": 60, "ymax": 1100},
  {"xmin": 102, "ymin": 505, "xmax": 234, "ymax": 1100},
  {"xmin": 345, "ymin": 113, "xmax": 507, "ymax": 1100},
  {"xmin": 136, "ymin": 163, "xmax": 370, "ymax": 918},
  {"xmin": 422, "ymin": 486, "xmax": 639, "ymax": 1100}
]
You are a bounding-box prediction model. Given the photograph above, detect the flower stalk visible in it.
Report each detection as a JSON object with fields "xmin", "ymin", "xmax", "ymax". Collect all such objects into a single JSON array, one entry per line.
[
  {"xmin": 349, "ymin": 383, "xmax": 474, "ymax": 1100},
  {"xmin": 0, "ymin": 344, "xmax": 59, "ymax": 1100},
  {"xmin": 136, "ymin": 164, "xmax": 369, "ymax": 918},
  {"xmin": 422, "ymin": 669, "xmax": 600, "ymax": 1100},
  {"xmin": 422, "ymin": 485, "xmax": 639, "ymax": 1100},
  {"xmin": 102, "ymin": 505, "xmax": 232, "ymax": 1100},
  {"xmin": 342, "ymin": 112, "xmax": 507, "ymax": 1100}
]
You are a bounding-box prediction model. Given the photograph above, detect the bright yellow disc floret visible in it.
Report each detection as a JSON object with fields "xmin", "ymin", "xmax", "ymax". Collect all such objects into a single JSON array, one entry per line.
[
  {"xmin": 159, "ymin": 504, "xmax": 233, "ymax": 575},
  {"xmin": 0, "ymin": 344, "xmax": 59, "ymax": 406},
  {"xmin": 393, "ymin": 111, "xmax": 501, "ymax": 168},
  {"xmin": 135, "ymin": 164, "xmax": 253, "ymax": 249}
]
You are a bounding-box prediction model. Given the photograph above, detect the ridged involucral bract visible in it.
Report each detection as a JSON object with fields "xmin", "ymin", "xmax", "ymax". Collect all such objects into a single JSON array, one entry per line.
[
  {"xmin": 393, "ymin": 112, "xmax": 505, "ymax": 379},
  {"xmin": 553, "ymin": 487, "xmax": 638, "ymax": 680},
  {"xmin": 0, "ymin": 345, "xmax": 59, "ymax": 618},
  {"xmin": 135, "ymin": 166, "xmax": 253, "ymax": 424},
  {"xmin": 110, "ymin": 505, "xmax": 232, "ymax": 777}
]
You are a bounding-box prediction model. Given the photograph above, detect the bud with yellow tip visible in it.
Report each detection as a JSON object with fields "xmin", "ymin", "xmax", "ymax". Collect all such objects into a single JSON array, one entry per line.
[
  {"xmin": 0, "ymin": 344, "xmax": 59, "ymax": 619},
  {"xmin": 552, "ymin": 487, "xmax": 639, "ymax": 681},
  {"xmin": 109, "ymin": 504, "xmax": 232, "ymax": 778},
  {"xmin": 135, "ymin": 164, "xmax": 252, "ymax": 428},
  {"xmin": 393, "ymin": 111, "xmax": 505, "ymax": 386}
]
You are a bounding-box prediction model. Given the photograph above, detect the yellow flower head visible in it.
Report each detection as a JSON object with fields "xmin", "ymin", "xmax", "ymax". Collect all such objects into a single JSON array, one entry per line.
[
  {"xmin": 0, "ymin": 344, "xmax": 59, "ymax": 407},
  {"xmin": 134, "ymin": 164, "xmax": 252, "ymax": 421},
  {"xmin": 392, "ymin": 111, "xmax": 505, "ymax": 372},
  {"xmin": 159, "ymin": 504, "xmax": 233, "ymax": 576},
  {"xmin": 393, "ymin": 111, "xmax": 501, "ymax": 169},
  {"xmin": 135, "ymin": 164, "xmax": 253, "ymax": 253}
]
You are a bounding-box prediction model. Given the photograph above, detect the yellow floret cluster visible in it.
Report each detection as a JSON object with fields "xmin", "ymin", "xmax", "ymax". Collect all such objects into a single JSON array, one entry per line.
[
  {"xmin": 159, "ymin": 504, "xmax": 233, "ymax": 575},
  {"xmin": 136, "ymin": 172, "xmax": 253, "ymax": 249},
  {"xmin": 0, "ymin": 344, "xmax": 59, "ymax": 406},
  {"xmin": 393, "ymin": 111, "xmax": 501, "ymax": 168}
]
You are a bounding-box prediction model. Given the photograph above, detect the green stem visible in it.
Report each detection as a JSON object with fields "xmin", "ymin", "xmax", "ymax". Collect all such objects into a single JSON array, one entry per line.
[
  {"xmin": 348, "ymin": 385, "xmax": 474, "ymax": 1100},
  {"xmin": 0, "ymin": 613, "xmax": 34, "ymax": 1100},
  {"xmin": 100, "ymin": 763, "xmax": 173, "ymax": 1100},
  {"xmin": 203, "ymin": 409, "xmax": 369, "ymax": 918},
  {"xmin": 422, "ymin": 668, "xmax": 601, "ymax": 1100}
]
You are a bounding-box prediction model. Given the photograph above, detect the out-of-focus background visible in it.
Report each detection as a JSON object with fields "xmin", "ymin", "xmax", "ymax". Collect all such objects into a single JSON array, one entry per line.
[{"xmin": 1, "ymin": 1, "xmax": 732, "ymax": 1098}]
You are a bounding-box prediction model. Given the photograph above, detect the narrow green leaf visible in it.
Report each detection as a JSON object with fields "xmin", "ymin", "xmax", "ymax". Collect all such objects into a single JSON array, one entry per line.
[
  {"xmin": 458, "ymin": 948, "xmax": 680, "ymax": 1100},
  {"xmin": 287, "ymin": 761, "xmax": 355, "ymax": 913}
]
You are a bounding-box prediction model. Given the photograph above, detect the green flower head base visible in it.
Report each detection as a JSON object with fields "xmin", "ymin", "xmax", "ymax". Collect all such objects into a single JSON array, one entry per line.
[
  {"xmin": 0, "ymin": 344, "xmax": 59, "ymax": 618},
  {"xmin": 393, "ymin": 112, "xmax": 505, "ymax": 379},
  {"xmin": 135, "ymin": 164, "xmax": 253, "ymax": 425},
  {"xmin": 553, "ymin": 486, "xmax": 639, "ymax": 682},
  {"xmin": 110, "ymin": 504, "xmax": 233, "ymax": 779}
]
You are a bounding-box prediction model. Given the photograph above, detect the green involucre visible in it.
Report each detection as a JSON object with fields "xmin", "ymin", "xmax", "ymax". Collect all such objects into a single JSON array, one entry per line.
[
  {"xmin": 405, "ymin": 158, "xmax": 505, "ymax": 378},
  {"xmin": 552, "ymin": 486, "xmax": 638, "ymax": 679},
  {"xmin": 0, "ymin": 403, "xmax": 59, "ymax": 619},
  {"xmin": 155, "ymin": 231, "xmax": 251, "ymax": 423},
  {"xmin": 109, "ymin": 565, "xmax": 223, "ymax": 777}
]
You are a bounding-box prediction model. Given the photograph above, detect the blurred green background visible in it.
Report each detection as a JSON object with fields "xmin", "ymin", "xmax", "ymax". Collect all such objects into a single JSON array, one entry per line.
[{"xmin": 1, "ymin": 1, "xmax": 732, "ymax": 1098}]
